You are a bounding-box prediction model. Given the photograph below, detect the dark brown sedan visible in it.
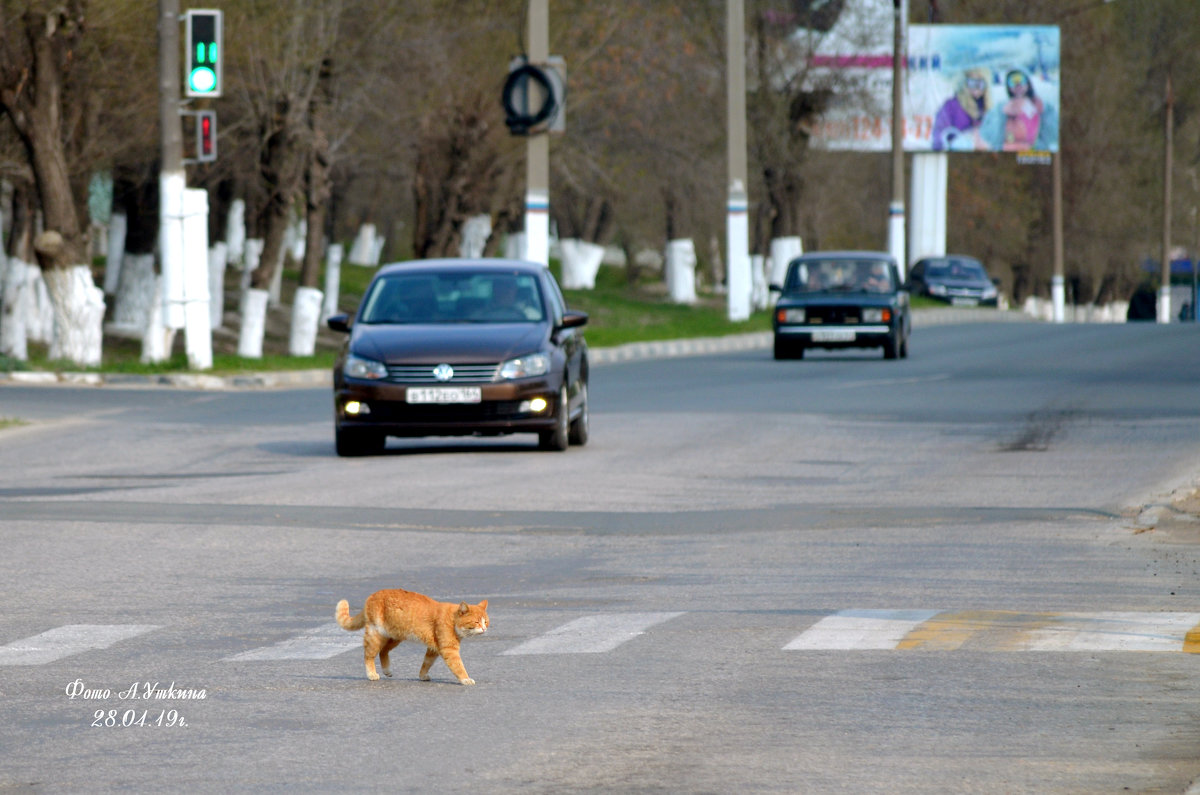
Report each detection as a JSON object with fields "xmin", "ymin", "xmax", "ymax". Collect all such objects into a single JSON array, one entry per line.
[{"xmin": 326, "ymin": 258, "xmax": 589, "ymax": 456}]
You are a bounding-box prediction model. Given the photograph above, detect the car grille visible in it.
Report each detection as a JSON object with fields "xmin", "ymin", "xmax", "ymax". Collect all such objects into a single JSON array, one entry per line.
[
  {"xmin": 805, "ymin": 306, "xmax": 865, "ymax": 325},
  {"xmin": 384, "ymin": 363, "xmax": 499, "ymax": 384}
]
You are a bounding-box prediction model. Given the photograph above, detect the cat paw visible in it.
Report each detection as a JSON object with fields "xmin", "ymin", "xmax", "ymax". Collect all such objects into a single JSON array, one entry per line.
[
  {"xmin": 382, "ymin": 669, "xmax": 392, "ymax": 678},
  {"xmin": 460, "ymin": 678, "xmax": 475, "ymax": 686},
  {"xmin": 367, "ymin": 672, "xmax": 380, "ymax": 681},
  {"xmin": 419, "ymin": 673, "xmax": 430, "ymax": 681}
]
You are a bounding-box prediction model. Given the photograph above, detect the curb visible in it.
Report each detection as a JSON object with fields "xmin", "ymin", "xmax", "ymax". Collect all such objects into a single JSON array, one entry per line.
[{"xmin": 0, "ymin": 308, "xmax": 1033, "ymax": 390}]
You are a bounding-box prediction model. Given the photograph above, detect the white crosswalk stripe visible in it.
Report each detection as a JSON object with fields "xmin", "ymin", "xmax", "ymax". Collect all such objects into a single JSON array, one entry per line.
[
  {"xmin": 0, "ymin": 625, "xmax": 160, "ymax": 666},
  {"xmin": 502, "ymin": 612, "xmax": 684, "ymax": 655},
  {"xmin": 224, "ymin": 624, "xmax": 360, "ymax": 662},
  {"xmin": 784, "ymin": 609, "xmax": 940, "ymax": 650}
]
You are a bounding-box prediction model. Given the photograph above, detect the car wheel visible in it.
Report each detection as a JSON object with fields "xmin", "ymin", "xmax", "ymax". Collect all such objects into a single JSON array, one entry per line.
[
  {"xmin": 883, "ymin": 333, "xmax": 899, "ymax": 360},
  {"xmin": 336, "ymin": 427, "xmax": 384, "ymax": 457},
  {"xmin": 774, "ymin": 337, "xmax": 803, "ymax": 360},
  {"xmin": 900, "ymin": 333, "xmax": 909, "ymax": 358},
  {"xmin": 568, "ymin": 382, "xmax": 589, "ymax": 446},
  {"xmin": 539, "ymin": 386, "xmax": 570, "ymax": 451}
]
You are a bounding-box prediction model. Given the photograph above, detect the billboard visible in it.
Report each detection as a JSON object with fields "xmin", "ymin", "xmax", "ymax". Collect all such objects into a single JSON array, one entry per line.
[{"xmin": 806, "ymin": 21, "xmax": 1060, "ymax": 154}]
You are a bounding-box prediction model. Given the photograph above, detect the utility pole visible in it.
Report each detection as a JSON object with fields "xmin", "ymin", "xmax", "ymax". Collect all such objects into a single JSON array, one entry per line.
[
  {"xmin": 889, "ymin": 0, "xmax": 907, "ymax": 275},
  {"xmin": 726, "ymin": 0, "xmax": 750, "ymax": 321},
  {"xmin": 1159, "ymin": 70, "xmax": 1174, "ymax": 324},
  {"xmin": 157, "ymin": 0, "xmax": 186, "ymax": 360},
  {"xmin": 1052, "ymin": 153, "xmax": 1065, "ymax": 322},
  {"xmin": 524, "ymin": 0, "xmax": 550, "ymax": 266}
]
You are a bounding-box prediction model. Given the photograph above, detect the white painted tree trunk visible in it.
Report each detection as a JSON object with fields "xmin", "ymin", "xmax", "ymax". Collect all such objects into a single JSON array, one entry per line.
[
  {"xmin": 208, "ymin": 242, "xmax": 228, "ymax": 329},
  {"xmin": 109, "ymin": 253, "xmax": 157, "ymax": 338},
  {"xmin": 27, "ymin": 268, "xmax": 54, "ymax": 344},
  {"xmin": 750, "ymin": 254, "xmax": 768, "ymax": 310},
  {"xmin": 665, "ymin": 238, "xmax": 697, "ymax": 304},
  {"xmin": 288, "ymin": 286, "xmax": 324, "ymax": 356},
  {"xmin": 348, "ymin": 223, "xmax": 377, "ymax": 266},
  {"xmin": 0, "ymin": 257, "xmax": 28, "ymax": 360},
  {"xmin": 42, "ymin": 265, "xmax": 105, "ymax": 367},
  {"xmin": 559, "ymin": 239, "xmax": 604, "ymax": 289},
  {"xmin": 181, "ymin": 188, "xmax": 212, "ymax": 370},
  {"xmin": 141, "ymin": 275, "xmax": 173, "ymax": 363},
  {"xmin": 459, "ymin": 214, "xmax": 491, "ymax": 258},
  {"xmin": 768, "ymin": 237, "xmax": 803, "ymax": 287},
  {"xmin": 238, "ymin": 287, "xmax": 269, "ymax": 359},
  {"xmin": 103, "ymin": 212, "xmax": 127, "ymax": 295},
  {"xmin": 226, "ymin": 199, "xmax": 246, "ymax": 266},
  {"xmin": 321, "ymin": 243, "xmax": 343, "ymax": 322}
]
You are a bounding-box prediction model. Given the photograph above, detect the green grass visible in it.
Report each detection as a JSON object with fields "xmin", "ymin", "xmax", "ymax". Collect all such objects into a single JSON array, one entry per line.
[
  {"xmin": 0, "ymin": 417, "xmax": 26, "ymax": 431},
  {"xmin": 556, "ymin": 264, "xmax": 772, "ymax": 348}
]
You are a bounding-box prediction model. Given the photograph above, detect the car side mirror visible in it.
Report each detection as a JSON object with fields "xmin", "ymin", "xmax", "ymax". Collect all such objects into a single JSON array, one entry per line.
[
  {"xmin": 769, "ymin": 283, "xmax": 782, "ymax": 293},
  {"xmin": 326, "ymin": 313, "xmax": 351, "ymax": 333},
  {"xmin": 558, "ymin": 310, "xmax": 588, "ymax": 330}
]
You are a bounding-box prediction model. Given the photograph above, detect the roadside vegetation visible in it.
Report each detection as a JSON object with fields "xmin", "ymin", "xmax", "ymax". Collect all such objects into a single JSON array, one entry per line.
[{"xmin": 4, "ymin": 261, "xmax": 777, "ymax": 375}]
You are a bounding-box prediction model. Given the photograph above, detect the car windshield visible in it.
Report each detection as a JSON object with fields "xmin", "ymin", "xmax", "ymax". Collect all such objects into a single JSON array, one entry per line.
[
  {"xmin": 785, "ymin": 259, "xmax": 895, "ymax": 294},
  {"xmin": 358, "ymin": 272, "xmax": 546, "ymax": 324},
  {"xmin": 926, "ymin": 259, "xmax": 987, "ymax": 281}
]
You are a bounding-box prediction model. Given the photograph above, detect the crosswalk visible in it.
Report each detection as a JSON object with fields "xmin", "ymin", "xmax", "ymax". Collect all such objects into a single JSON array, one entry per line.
[
  {"xmin": 784, "ymin": 609, "xmax": 1200, "ymax": 653},
  {"xmin": 3, "ymin": 610, "xmax": 1200, "ymax": 667}
]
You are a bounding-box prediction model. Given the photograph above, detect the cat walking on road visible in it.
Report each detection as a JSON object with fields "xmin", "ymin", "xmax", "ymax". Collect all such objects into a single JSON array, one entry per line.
[{"xmin": 336, "ymin": 588, "xmax": 490, "ymax": 685}]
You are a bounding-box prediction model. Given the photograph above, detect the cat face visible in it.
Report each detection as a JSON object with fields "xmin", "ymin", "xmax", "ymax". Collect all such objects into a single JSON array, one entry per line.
[{"xmin": 455, "ymin": 600, "xmax": 490, "ymax": 638}]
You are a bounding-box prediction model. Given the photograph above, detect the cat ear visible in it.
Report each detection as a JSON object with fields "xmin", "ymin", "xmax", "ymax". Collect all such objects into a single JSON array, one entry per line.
[
  {"xmin": 478, "ymin": 599, "xmax": 488, "ymax": 610},
  {"xmin": 458, "ymin": 602, "xmax": 470, "ymax": 614}
]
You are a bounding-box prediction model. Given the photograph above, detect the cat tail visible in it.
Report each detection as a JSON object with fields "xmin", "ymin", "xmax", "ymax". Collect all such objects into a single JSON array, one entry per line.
[{"xmin": 335, "ymin": 599, "xmax": 366, "ymax": 631}]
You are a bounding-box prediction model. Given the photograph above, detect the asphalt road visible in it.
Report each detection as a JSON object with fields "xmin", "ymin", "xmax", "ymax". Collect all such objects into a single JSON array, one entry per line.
[{"xmin": 2, "ymin": 321, "xmax": 1200, "ymax": 793}]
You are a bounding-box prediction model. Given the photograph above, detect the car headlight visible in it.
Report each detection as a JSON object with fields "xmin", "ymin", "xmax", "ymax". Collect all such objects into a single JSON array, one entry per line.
[
  {"xmin": 862, "ymin": 308, "xmax": 884, "ymax": 322},
  {"xmin": 982, "ymin": 285, "xmax": 998, "ymax": 299},
  {"xmin": 776, "ymin": 308, "xmax": 805, "ymax": 323},
  {"xmin": 344, "ymin": 353, "xmax": 387, "ymax": 380},
  {"xmin": 498, "ymin": 353, "xmax": 550, "ymax": 380},
  {"xmin": 929, "ymin": 284, "xmax": 947, "ymax": 296}
]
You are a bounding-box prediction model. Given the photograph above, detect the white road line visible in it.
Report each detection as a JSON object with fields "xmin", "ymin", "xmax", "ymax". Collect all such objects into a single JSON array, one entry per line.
[
  {"xmin": 224, "ymin": 624, "xmax": 361, "ymax": 662},
  {"xmin": 784, "ymin": 609, "xmax": 940, "ymax": 650},
  {"xmin": 502, "ymin": 612, "xmax": 685, "ymax": 655},
  {"xmin": 1018, "ymin": 612, "xmax": 1200, "ymax": 652},
  {"xmin": 0, "ymin": 625, "xmax": 160, "ymax": 666}
]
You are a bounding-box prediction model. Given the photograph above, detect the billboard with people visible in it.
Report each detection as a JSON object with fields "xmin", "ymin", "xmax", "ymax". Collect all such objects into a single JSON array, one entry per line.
[{"xmin": 806, "ymin": 22, "xmax": 1060, "ymax": 154}]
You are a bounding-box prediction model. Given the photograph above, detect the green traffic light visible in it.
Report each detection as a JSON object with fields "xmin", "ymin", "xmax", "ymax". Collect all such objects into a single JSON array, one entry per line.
[{"xmin": 189, "ymin": 67, "xmax": 217, "ymax": 94}]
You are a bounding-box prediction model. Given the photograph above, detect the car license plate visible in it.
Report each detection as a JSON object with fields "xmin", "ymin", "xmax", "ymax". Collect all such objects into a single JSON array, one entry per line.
[
  {"xmin": 406, "ymin": 387, "xmax": 482, "ymax": 404},
  {"xmin": 812, "ymin": 329, "xmax": 856, "ymax": 342},
  {"xmin": 951, "ymin": 297, "xmax": 979, "ymax": 306}
]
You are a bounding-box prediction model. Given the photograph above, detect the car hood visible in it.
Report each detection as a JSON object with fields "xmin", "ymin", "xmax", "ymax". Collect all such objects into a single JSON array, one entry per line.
[
  {"xmin": 778, "ymin": 291, "xmax": 898, "ymax": 307},
  {"xmin": 928, "ymin": 277, "xmax": 990, "ymax": 289},
  {"xmin": 350, "ymin": 322, "xmax": 548, "ymax": 364}
]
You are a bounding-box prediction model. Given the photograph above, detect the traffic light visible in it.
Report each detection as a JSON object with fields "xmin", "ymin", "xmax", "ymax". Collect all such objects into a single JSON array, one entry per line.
[
  {"xmin": 185, "ymin": 9, "xmax": 222, "ymax": 97},
  {"xmin": 197, "ymin": 110, "xmax": 217, "ymax": 162}
]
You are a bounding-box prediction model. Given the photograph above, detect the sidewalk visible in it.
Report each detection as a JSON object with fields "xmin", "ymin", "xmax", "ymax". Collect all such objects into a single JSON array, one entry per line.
[{"xmin": 0, "ymin": 307, "xmax": 1032, "ymax": 390}]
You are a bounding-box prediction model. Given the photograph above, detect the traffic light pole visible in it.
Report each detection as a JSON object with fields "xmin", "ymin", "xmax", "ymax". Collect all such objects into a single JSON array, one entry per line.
[
  {"xmin": 157, "ymin": 0, "xmax": 185, "ymax": 359},
  {"xmin": 157, "ymin": 0, "xmax": 212, "ymax": 369}
]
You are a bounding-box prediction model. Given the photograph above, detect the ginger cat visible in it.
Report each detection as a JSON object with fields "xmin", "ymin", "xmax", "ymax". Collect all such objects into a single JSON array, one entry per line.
[{"xmin": 336, "ymin": 588, "xmax": 489, "ymax": 685}]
